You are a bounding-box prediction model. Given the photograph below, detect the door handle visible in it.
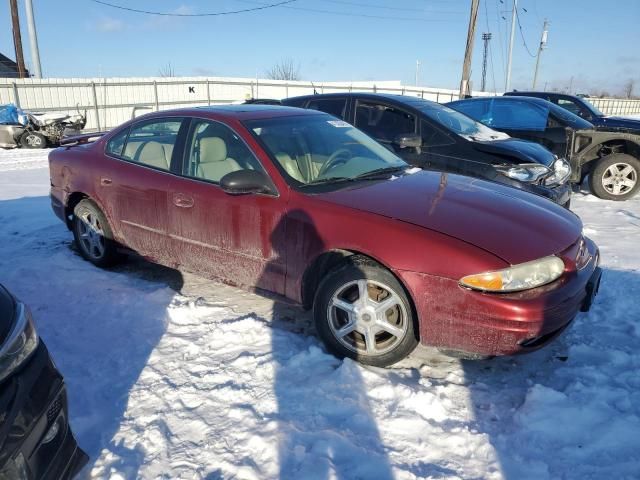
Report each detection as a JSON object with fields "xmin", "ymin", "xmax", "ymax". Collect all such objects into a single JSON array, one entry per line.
[
  {"xmin": 100, "ymin": 177, "xmax": 112, "ymax": 186},
  {"xmin": 172, "ymin": 193, "xmax": 194, "ymax": 208}
]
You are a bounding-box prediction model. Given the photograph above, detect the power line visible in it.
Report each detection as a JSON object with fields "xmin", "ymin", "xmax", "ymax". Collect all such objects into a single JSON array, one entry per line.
[
  {"xmin": 89, "ymin": 0, "xmax": 298, "ymax": 17},
  {"xmin": 323, "ymin": 0, "xmax": 462, "ymax": 14},
  {"xmin": 515, "ymin": 7, "xmax": 537, "ymax": 57},
  {"xmin": 237, "ymin": 0, "xmax": 462, "ymax": 22}
]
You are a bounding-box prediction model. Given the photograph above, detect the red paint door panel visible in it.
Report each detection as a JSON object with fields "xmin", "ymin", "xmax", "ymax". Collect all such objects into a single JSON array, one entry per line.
[{"xmin": 166, "ymin": 118, "xmax": 287, "ymax": 293}]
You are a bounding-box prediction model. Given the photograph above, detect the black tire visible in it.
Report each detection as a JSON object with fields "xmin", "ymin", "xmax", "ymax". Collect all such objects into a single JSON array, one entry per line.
[
  {"xmin": 313, "ymin": 256, "xmax": 418, "ymax": 367},
  {"xmin": 72, "ymin": 199, "xmax": 121, "ymax": 268},
  {"xmin": 588, "ymin": 154, "xmax": 640, "ymax": 201},
  {"xmin": 19, "ymin": 131, "xmax": 47, "ymax": 149}
]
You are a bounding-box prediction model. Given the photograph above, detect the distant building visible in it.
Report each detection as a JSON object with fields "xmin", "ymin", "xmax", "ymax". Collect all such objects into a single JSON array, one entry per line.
[{"xmin": 0, "ymin": 52, "xmax": 29, "ymax": 78}]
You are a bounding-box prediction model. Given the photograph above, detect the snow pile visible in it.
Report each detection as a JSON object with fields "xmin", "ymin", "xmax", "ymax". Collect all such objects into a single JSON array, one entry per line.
[
  {"xmin": 1, "ymin": 150, "xmax": 639, "ymax": 479},
  {"xmin": 0, "ymin": 147, "xmax": 49, "ymax": 172}
]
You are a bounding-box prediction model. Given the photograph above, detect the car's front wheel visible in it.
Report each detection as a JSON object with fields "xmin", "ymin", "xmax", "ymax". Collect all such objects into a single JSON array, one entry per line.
[
  {"xmin": 313, "ymin": 257, "xmax": 418, "ymax": 367},
  {"xmin": 20, "ymin": 131, "xmax": 46, "ymax": 149},
  {"xmin": 72, "ymin": 199, "xmax": 121, "ymax": 268},
  {"xmin": 589, "ymin": 154, "xmax": 640, "ymax": 201}
]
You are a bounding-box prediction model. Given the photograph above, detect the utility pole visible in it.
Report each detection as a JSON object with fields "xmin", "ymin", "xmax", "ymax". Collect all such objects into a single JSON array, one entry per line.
[
  {"xmin": 9, "ymin": 0, "xmax": 27, "ymax": 78},
  {"xmin": 505, "ymin": 0, "xmax": 517, "ymax": 92},
  {"xmin": 532, "ymin": 19, "xmax": 548, "ymax": 89},
  {"xmin": 24, "ymin": 0, "xmax": 42, "ymax": 78},
  {"xmin": 415, "ymin": 60, "xmax": 420, "ymax": 86},
  {"xmin": 459, "ymin": 0, "xmax": 479, "ymax": 98},
  {"xmin": 481, "ymin": 33, "xmax": 492, "ymax": 92}
]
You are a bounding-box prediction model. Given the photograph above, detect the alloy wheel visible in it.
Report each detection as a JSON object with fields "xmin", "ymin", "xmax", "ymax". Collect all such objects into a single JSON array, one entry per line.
[
  {"xmin": 601, "ymin": 162, "xmax": 637, "ymax": 196},
  {"xmin": 327, "ymin": 279, "xmax": 409, "ymax": 357},
  {"xmin": 77, "ymin": 212, "xmax": 106, "ymax": 259},
  {"xmin": 25, "ymin": 134, "xmax": 42, "ymax": 147}
]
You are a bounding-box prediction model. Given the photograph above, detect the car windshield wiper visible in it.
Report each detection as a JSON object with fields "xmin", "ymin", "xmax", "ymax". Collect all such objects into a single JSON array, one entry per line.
[
  {"xmin": 353, "ymin": 165, "xmax": 408, "ymax": 180},
  {"xmin": 299, "ymin": 176, "xmax": 355, "ymax": 187}
]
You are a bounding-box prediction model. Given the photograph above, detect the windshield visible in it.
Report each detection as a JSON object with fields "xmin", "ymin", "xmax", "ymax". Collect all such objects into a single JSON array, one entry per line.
[
  {"xmin": 580, "ymin": 97, "xmax": 605, "ymax": 117},
  {"xmin": 244, "ymin": 114, "xmax": 408, "ymax": 186},
  {"xmin": 419, "ymin": 103, "xmax": 509, "ymax": 142},
  {"xmin": 547, "ymin": 102, "xmax": 594, "ymax": 129}
]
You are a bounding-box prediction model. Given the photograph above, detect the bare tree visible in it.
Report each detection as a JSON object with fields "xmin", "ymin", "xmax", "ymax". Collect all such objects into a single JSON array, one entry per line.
[
  {"xmin": 158, "ymin": 62, "xmax": 176, "ymax": 77},
  {"xmin": 623, "ymin": 78, "xmax": 635, "ymax": 99},
  {"xmin": 265, "ymin": 59, "xmax": 301, "ymax": 81}
]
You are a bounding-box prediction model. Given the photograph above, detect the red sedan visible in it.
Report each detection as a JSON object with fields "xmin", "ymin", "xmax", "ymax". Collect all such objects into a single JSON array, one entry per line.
[{"xmin": 49, "ymin": 106, "xmax": 601, "ymax": 366}]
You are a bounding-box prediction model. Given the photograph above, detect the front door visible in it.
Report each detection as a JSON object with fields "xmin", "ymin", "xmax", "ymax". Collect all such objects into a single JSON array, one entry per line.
[{"xmin": 166, "ymin": 118, "xmax": 287, "ymax": 294}]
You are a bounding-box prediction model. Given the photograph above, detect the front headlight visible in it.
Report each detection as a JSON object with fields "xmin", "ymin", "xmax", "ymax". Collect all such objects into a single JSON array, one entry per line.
[
  {"xmin": 460, "ymin": 256, "xmax": 565, "ymax": 293},
  {"xmin": 543, "ymin": 158, "xmax": 572, "ymax": 186},
  {"xmin": 0, "ymin": 302, "xmax": 39, "ymax": 383},
  {"xmin": 496, "ymin": 163, "xmax": 550, "ymax": 183}
]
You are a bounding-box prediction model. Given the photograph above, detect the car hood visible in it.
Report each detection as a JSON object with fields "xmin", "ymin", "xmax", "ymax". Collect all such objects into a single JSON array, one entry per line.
[
  {"xmin": 596, "ymin": 116, "xmax": 640, "ymax": 131},
  {"xmin": 317, "ymin": 171, "xmax": 581, "ymax": 265},
  {"xmin": 0, "ymin": 284, "xmax": 14, "ymax": 346},
  {"xmin": 471, "ymin": 138, "xmax": 557, "ymax": 166}
]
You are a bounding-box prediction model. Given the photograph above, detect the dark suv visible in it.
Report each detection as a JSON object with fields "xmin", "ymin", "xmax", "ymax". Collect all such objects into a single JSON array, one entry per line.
[
  {"xmin": 283, "ymin": 93, "xmax": 572, "ymax": 207},
  {"xmin": 505, "ymin": 91, "xmax": 640, "ymax": 133}
]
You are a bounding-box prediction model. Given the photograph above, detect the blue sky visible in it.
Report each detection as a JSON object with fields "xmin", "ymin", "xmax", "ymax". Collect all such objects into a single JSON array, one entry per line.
[{"xmin": 1, "ymin": 0, "xmax": 638, "ymax": 95}]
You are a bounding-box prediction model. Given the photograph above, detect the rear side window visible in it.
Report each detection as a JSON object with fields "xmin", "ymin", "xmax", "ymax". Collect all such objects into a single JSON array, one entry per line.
[
  {"xmin": 307, "ymin": 98, "xmax": 347, "ymax": 119},
  {"xmin": 355, "ymin": 102, "xmax": 416, "ymax": 142},
  {"xmin": 121, "ymin": 119, "xmax": 183, "ymax": 171},
  {"xmin": 106, "ymin": 129, "xmax": 128, "ymax": 157}
]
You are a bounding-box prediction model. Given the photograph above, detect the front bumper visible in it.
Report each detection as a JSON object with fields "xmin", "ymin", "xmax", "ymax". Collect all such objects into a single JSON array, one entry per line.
[
  {"xmin": 399, "ymin": 237, "xmax": 600, "ymax": 357},
  {"xmin": 0, "ymin": 342, "xmax": 88, "ymax": 479},
  {"xmin": 498, "ymin": 175, "xmax": 572, "ymax": 208}
]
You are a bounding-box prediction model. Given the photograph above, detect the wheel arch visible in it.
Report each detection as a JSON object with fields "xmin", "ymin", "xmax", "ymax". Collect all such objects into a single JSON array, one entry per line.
[
  {"xmin": 300, "ymin": 249, "xmax": 419, "ymax": 331},
  {"xmin": 64, "ymin": 192, "xmax": 89, "ymax": 229}
]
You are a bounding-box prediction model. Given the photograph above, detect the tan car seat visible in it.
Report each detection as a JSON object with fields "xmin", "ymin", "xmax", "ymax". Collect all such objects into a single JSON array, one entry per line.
[{"xmin": 197, "ymin": 137, "xmax": 241, "ymax": 182}]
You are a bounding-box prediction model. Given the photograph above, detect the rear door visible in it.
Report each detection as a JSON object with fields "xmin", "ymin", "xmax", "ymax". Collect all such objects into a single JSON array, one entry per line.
[
  {"xmin": 100, "ymin": 117, "xmax": 187, "ymax": 264},
  {"xmin": 166, "ymin": 117, "xmax": 287, "ymax": 294}
]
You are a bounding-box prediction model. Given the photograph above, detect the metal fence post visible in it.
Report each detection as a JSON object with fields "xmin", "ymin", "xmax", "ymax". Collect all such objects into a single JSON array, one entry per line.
[
  {"xmin": 436, "ymin": 92, "xmax": 440, "ymax": 103},
  {"xmin": 91, "ymin": 82, "xmax": 101, "ymax": 131},
  {"xmin": 12, "ymin": 82, "xmax": 20, "ymax": 108},
  {"xmin": 373, "ymin": 84, "xmax": 377, "ymax": 93},
  {"xmin": 285, "ymin": 82, "xmax": 289, "ymax": 98},
  {"xmin": 206, "ymin": 79, "xmax": 211, "ymax": 106},
  {"xmin": 153, "ymin": 80, "xmax": 159, "ymax": 111}
]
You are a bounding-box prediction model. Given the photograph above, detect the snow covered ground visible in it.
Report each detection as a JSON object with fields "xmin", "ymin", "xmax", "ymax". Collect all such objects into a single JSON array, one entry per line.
[{"xmin": 1, "ymin": 148, "xmax": 639, "ymax": 480}]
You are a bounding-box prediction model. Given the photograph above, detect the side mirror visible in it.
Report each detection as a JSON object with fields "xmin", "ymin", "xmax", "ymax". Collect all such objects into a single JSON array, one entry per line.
[
  {"xmin": 220, "ymin": 169, "xmax": 276, "ymax": 196},
  {"xmin": 394, "ymin": 133, "xmax": 422, "ymax": 152}
]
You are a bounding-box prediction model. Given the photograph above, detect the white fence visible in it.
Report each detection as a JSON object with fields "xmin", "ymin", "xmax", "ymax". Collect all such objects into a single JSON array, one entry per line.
[
  {"xmin": 586, "ymin": 97, "xmax": 640, "ymax": 117},
  {"xmin": 0, "ymin": 76, "xmax": 484, "ymax": 131},
  {"xmin": 2, "ymin": 76, "xmax": 638, "ymax": 131}
]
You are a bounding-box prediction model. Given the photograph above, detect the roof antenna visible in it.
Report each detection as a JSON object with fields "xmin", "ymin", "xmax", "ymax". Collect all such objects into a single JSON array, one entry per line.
[{"xmin": 310, "ymin": 80, "xmax": 318, "ymax": 95}]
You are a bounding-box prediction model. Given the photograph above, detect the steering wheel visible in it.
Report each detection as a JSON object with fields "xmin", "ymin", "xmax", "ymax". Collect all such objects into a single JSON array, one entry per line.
[{"xmin": 317, "ymin": 148, "xmax": 353, "ymax": 178}]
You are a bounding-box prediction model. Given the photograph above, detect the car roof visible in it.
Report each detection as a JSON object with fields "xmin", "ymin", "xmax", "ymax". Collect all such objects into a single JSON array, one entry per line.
[
  {"xmin": 449, "ymin": 95, "xmax": 553, "ymax": 106},
  {"xmin": 139, "ymin": 104, "xmax": 322, "ymax": 121},
  {"xmin": 286, "ymin": 92, "xmax": 440, "ymax": 108}
]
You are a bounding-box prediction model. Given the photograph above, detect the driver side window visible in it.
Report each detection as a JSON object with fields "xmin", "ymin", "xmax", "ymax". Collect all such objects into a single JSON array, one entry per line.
[
  {"xmin": 355, "ymin": 102, "xmax": 416, "ymax": 143},
  {"xmin": 183, "ymin": 120, "xmax": 264, "ymax": 184}
]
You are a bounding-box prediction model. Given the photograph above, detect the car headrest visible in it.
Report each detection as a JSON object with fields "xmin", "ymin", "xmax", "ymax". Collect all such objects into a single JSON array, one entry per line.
[{"xmin": 200, "ymin": 137, "xmax": 227, "ymax": 163}]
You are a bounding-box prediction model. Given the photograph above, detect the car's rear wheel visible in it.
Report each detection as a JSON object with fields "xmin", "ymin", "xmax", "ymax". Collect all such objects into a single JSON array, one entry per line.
[
  {"xmin": 589, "ymin": 154, "xmax": 640, "ymax": 201},
  {"xmin": 313, "ymin": 257, "xmax": 418, "ymax": 367},
  {"xmin": 72, "ymin": 199, "xmax": 121, "ymax": 268},
  {"xmin": 20, "ymin": 131, "xmax": 46, "ymax": 149}
]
